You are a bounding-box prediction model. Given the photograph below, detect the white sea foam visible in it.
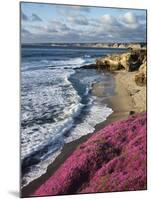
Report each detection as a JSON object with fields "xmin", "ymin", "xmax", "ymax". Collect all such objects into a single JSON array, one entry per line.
[
  {"xmin": 51, "ymin": 57, "xmax": 85, "ymax": 67},
  {"xmin": 21, "ymin": 68, "xmax": 83, "ymax": 159},
  {"xmin": 65, "ymin": 97, "xmax": 113, "ymax": 143},
  {"xmin": 22, "ymin": 149, "xmax": 62, "ymax": 187}
]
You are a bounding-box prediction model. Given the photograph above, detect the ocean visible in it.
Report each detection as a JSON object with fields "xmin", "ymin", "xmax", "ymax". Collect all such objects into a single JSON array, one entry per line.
[{"xmin": 21, "ymin": 45, "xmax": 127, "ymax": 187}]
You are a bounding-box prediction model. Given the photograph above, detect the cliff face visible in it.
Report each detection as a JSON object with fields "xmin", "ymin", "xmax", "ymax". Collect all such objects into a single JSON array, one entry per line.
[
  {"xmin": 135, "ymin": 61, "xmax": 147, "ymax": 87},
  {"xmin": 96, "ymin": 49, "xmax": 146, "ymax": 72},
  {"xmin": 96, "ymin": 49, "xmax": 147, "ymax": 87},
  {"xmin": 33, "ymin": 113, "xmax": 146, "ymax": 196}
]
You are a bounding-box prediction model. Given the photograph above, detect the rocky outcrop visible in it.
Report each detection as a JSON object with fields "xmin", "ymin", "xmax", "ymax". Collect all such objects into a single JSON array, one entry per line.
[
  {"xmin": 96, "ymin": 54, "xmax": 122, "ymax": 71},
  {"xmin": 127, "ymin": 44, "xmax": 141, "ymax": 50},
  {"xmin": 134, "ymin": 61, "xmax": 147, "ymax": 86},
  {"xmin": 96, "ymin": 49, "xmax": 146, "ymax": 72},
  {"xmin": 33, "ymin": 113, "xmax": 146, "ymax": 196},
  {"xmin": 90, "ymin": 43, "xmax": 146, "ymax": 49}
]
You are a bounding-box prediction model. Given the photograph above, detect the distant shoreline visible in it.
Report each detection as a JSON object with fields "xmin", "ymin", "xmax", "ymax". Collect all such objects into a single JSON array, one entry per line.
[{"xmin": 21, "ymin": 42, "xmax": 146, "ymax": 49}]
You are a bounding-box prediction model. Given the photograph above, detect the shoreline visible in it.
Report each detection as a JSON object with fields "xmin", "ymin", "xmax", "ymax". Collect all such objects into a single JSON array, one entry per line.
[
  {"xmin": 21, "ymin": 70, "xmax": 134, "ymax": 197},
  {"xmin": 21, "ymin": 48, "xmax": 146, "ymax": 197}
]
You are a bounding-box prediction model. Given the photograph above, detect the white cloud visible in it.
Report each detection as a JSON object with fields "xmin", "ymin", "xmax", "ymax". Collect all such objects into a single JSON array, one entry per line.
[
  {"xmin": 100, "ymin": 14, "xmax": 117, "ymax": 25},
  {"xmin": 21, "ymin": 8, "xmax": 146, "ymax": 43},
  {"xmin": 122, "ymin": 12, "xmax": 137, "ymax": 24},
  {"xmin": 67, "ymin": 15, "xmax": 89, "ymax": 26},
  {"xmin": 119, "ymin": 12, "xmax": 140, "ymax": 29}
]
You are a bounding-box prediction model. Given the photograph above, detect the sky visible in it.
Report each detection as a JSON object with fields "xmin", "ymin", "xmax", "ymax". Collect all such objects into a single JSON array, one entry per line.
[{"xmin": 21, "ymin": 2, "xmax": 147, "ymax": 43}]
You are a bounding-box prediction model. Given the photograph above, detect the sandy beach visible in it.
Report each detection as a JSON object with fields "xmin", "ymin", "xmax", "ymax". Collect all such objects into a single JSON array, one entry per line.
[
  {"xmin": 93, "ymin": 70, "xmax": 146, "ymax": 123},
  {"xmin": 114, "ymin": 71, "xmax": 146, "ymax": 113}
]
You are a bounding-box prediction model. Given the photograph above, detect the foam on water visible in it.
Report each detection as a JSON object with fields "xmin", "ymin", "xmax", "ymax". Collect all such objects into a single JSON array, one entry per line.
[
  {"xmin": 65, "ymin": 97, "xmax": 113, "ymax": 143},
  {"xmin": 21, "ymin": 68, "xmax": 83, "ymax": 159},
  {"xmin": 22, "ymin": 56, "xmax": 95, "ymax": 71}
]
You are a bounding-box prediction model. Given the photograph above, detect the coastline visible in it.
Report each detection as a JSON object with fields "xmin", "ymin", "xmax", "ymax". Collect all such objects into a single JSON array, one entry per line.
[
  {"xmin": 21, "ymin": 70, "xmax": 136, "ymax": 197},
  {"xmin": 21, "ymin": 49, "xmax": 147, "ymax": 197}
]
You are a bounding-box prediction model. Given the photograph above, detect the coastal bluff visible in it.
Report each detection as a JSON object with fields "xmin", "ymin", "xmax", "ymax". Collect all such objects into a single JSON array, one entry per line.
[
  {"xmin": 96, "ymin": 49, "xmax": 146, "ymax": 72},
  {"xmin": 82, "ymin": 49, "xmax": 146, "ymax": 87},
  {"xmin": 83, "ymin": 49, "xmax": 147, "ymax": 113},
  {"xmin": 33, "ymin": 112, "xmax": 146, "ymax": 196}
]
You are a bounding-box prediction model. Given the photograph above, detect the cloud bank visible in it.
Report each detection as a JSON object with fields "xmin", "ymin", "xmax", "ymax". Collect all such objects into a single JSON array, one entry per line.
[{"xmin": 21, "ymin": 5, "xmax": 146, "ymax": 43}]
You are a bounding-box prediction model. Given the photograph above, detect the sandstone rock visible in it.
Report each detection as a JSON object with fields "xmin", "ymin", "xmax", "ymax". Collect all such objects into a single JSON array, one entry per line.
[
  {"xmin": 112, "ymin": 43, "xmax": 119, "ymax": 48},
  {"xmin": 128, "ymin": 44, "xmax": 141, "ymax": 50},
  {"xmin": 127, "ymin": 51, "xmax": 142, "ymax": 71},
  {"xmin": 96, "ymin": 49, "xmax": 146, "ymax": 72},
  {"xmin": 135, "ymin": 73, "xmax": 146, "ymax": 86},
  {"xmin": 134, "ymin": 58, "xmax": 147, "ymax": 86},
  {"xmin": 119, "ymin": 53, "xmax": 130, "ymax": 71},
  {"xmin": 96, "ymin": 54, "xmax": 123, "ymax": 71},
  {"xmin": 139, "ymin": 61, "xmax": 147, "ymax": 75},
  {"xmin": 118, "ymin": 44, "xmax": 126, "ymax": 48}
]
